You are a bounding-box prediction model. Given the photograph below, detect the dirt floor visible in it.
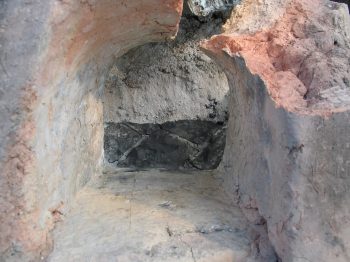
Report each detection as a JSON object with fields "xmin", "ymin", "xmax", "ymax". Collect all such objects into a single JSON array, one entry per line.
[{"xmin": 48, "ymin": 169, "xmax": 257, "ymax": 262}]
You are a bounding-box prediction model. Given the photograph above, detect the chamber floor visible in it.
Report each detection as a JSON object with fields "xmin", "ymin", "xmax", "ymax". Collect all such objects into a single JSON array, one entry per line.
[{"xmin": 48, "ymin": 169, "xmax": 256, "ymax": 262}]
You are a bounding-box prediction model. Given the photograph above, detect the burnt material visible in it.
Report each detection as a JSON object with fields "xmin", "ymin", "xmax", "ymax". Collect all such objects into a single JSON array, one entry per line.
[{"xmin": 104, "ymin": 120, "xmax": 226, "ymax": 170}]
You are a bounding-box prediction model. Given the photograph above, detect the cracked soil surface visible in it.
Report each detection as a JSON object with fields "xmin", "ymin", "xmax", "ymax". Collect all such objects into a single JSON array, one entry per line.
[{"xmin": 48, "ymin": 169, "xmax": 256, "ymax": 261}]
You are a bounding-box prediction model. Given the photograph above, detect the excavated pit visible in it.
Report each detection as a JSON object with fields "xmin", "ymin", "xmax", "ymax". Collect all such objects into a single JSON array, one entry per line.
[
  {"xmin": 48, "ymin": 10, "xmax": 277, "ymax": 262},
  {"xmin": 1, "ymin": 1, "xmax": 350, "ymax": 261}
]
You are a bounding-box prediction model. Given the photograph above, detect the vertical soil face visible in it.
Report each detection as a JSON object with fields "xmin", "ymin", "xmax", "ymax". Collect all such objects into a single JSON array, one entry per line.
[
  {"xmin": 0, "ymin": 1, "xmax": 183, "ymax": 260},
  {"xmin": 103, "ymin": 12, "xmax": 230, "ymax": 170},
  {"xmin": 202, "ymin": 0, "xmax": 350, "ymax": 261},
  {"xmin": 104, "ymin": 120, "xmax": 226, "ymax": 169}
]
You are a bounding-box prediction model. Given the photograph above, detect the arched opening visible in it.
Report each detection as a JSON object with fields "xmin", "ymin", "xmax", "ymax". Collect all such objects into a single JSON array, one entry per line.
[{"xmin": 48, "ymin": 9, "xmax": 276, "ymax": 261}]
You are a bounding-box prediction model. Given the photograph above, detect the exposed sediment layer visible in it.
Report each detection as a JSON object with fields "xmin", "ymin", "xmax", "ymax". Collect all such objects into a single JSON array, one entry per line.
[
  {"xmin": 105, "ymin": 121, "xmax": 226, "ymax": 170},
  {"xmin": 103, "ymin": 12, "xmax": 230, "ymax": 171},
  {"xmin": 202, "ymin": 0, "xmax": 350, "ymax": 261},
  {"xmin": 103, "ymin": 14, "xmax": 230, "ymax": 125}
]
